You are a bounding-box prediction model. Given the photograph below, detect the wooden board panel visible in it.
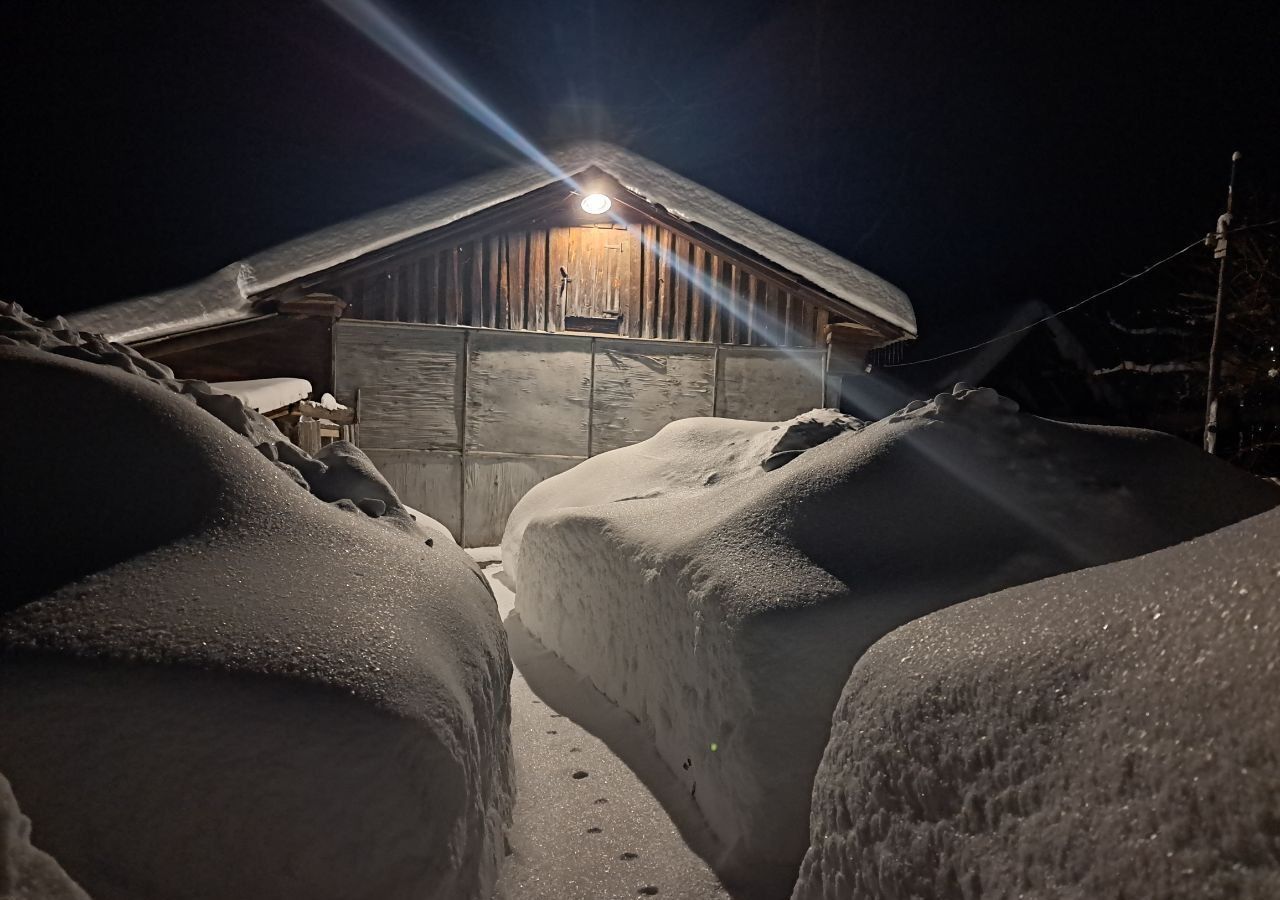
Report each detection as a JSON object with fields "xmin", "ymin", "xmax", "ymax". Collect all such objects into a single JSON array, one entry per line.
[
  {"xmin": 657, "ymin": 227, "xmax": 673, "ymax": 339},
  {"xmin": 626, "ymin": 224, "xmax": 643, "ymax": 337},
  {"xmin": 672, "ymin": 234, "xmax": 690, "ymax": 341},
  {"xmin": 509, "ymin": 230, "xmax": 527, "ymax": 329},
  {"xmin": 333, "ymin": 322, "xmax": 464, "ymax": 450},
  {"xmin": 444, "ymin": 247, "xmax": 461, "ymax": 326},
  {"xmin": 591, "ymin": 341, "xmax": 716, "ymax": 453},
  {"xmin": 549, "ymin": 226, "xmax": 568, "ymax": 330},
  {"xmin": 466, "ymin": 240, "xmax": 483, "ymax": 327},
  {"xmin": 701, "ymin": 249, "xmax": 717, "ymax": 344},
  {"xmin": 484, "ymin": 235, "xmax": 499, "ymax": 328},
  {"xmin": 462, "ymin": 454, "xmax": 582, "ymax": 546},
  {"xmin": 465, "ymin": 330, "xmax": 593, "ymax": 456},
  {"xmin": 362, "ymin": 448, "xmax": 462, "ymax": 542},
  {"xmin": 530, "ymin": 230, "xmax": 547, "ymax": 331},
  {"xmin": 715, "ymin": 348, "xmax": 826, "ymax": 421},
  {"xmin": 642, "ymin": 222, "xmax": 658, "ymax": 338}
]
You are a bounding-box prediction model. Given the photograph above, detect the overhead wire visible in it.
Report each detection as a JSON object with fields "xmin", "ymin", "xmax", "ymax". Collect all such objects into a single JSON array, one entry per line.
[{"xmin": 882, "ymin": 217, "xmax": 1280, "ymax": 368}]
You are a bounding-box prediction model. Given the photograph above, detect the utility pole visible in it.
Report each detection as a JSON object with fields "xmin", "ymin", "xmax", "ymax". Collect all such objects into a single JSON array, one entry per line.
[{"xmin": 1203, "ymin": 150, "xmax": 1241, "ymax": 455}]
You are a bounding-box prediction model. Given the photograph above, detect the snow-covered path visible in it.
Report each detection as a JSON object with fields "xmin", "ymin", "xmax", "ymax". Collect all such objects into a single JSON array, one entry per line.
[{"xmin": 468, "ymin": 549, "xmax": 730, "ymax": 900}]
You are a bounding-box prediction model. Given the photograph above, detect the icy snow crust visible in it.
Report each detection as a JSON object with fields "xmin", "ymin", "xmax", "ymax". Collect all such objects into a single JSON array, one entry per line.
[
  {"xmin": 0, "ymin": 774, "xmax": 90, "ymax": 900},
  {"xmin": 0, "ymin": 305, "xmax": 513, "ymax": 900},
  {"xmin": 794, "ymin": 505, "xmax": 1280, "ymax": 900},
  {"xmin": 501, "ymin": 386, "xmax": 1280, "ymax": 896},
  {"xmin": 67, "ymin": 142, "xmax": 914, "ymax": 343}
]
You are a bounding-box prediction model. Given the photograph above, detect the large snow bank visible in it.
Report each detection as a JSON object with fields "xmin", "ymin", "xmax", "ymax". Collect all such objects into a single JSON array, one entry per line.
[
  {"xmin": 1, "ymin": 773, "xmax": 90, "ymax": 900},
  {"xmin": 0, "ymin": 301, "xmax": 416, "ymax": 550},
  {"xmin": 794, "ymin": 504, "xmax": 1280, "ymax": 900},
  {"xmin": 0, "ymin": 304, "xmax": 513, "ymax": 900},
  {"xmin": 501, "ymin": 385, "xmax": 1280, "ymax": 896}
]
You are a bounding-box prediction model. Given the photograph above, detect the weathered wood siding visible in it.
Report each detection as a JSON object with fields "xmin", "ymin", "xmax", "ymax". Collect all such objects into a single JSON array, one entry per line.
[{"xmin": 296, "ymin": 210, "xmax": 840, "ymax": 347}]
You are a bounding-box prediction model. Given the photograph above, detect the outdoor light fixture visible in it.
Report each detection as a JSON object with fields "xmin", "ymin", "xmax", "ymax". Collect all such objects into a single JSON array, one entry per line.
[{"xmin": 580, "ymin": 193, "xmax": 612, "ymax": 214}]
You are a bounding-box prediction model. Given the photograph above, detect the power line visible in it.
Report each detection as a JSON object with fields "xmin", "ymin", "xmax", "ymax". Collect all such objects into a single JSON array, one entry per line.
[{"xmin": 882, "ymin": 217, "xmax": 1280, "ymax": 369}]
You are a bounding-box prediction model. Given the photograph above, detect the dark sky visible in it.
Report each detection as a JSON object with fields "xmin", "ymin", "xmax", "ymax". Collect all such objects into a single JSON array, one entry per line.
[{"xmin": 6, "ymin": 0, "xmax": 1278, "ymax": 358}]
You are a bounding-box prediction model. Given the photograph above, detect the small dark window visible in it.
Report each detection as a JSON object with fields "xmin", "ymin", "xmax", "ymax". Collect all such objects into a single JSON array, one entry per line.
[{"xmin": 564, "ymin": 314, "xmax": 623, "ymax": 335}]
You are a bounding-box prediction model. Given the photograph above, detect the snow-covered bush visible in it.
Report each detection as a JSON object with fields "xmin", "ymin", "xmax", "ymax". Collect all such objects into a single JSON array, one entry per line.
[
  {"xmin": 503, "ymin": 385, "xmax": 1279, "ymax": 895},
  {"xmin": 794, "ymin": 505, "xmax": 1280, "ymax": 900}
]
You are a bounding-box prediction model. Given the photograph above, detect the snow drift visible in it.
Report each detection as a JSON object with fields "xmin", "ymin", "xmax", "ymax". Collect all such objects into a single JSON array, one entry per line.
[
  {"xmin": 0, "ymin": 773, "xmax": 90, "ymax": 900},
  {"xmin": 0, "ymin": 304, "xmax": 513, "ymax": 900},
  {"xmin": 793, "ymin": 504, "xmax": 1280, "ymax": 900},
  {"xmin": 502, "ymin": 385, "xmax": 1280, "ymax": 896}
]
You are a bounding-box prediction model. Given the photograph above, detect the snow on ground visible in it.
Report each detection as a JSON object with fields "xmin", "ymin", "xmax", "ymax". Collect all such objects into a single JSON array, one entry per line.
[
  {"xmin": 469, "ymin": 550, "xmax": 731, "ymax": 900},
  {"xmin": 502, "ymin": 386, "xmax": 1280, "ymax": 896},
  {"xmin": 794, "ymin": 504, "xmax": 1280, "ymax": 900},
  {"xmin": 0, "ymin": 773, "xmax": 90, "ymax": 900},
  {"xmin": 207, "ymin": 377, "xmax": 313, "ymax": 413},
  {"xmin": 1, "ymin": 305, "xmax": 513, "ymax": 900}
]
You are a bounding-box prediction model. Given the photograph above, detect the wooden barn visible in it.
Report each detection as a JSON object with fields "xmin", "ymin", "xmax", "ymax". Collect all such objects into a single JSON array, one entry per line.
[{"xmin": 72, "ymin": 143, "xmax": 916, "ymax": 545}]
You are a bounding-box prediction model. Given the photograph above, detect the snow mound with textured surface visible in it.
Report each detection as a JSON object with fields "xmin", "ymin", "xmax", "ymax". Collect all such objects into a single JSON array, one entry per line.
[
  {"xmin": 502, "ymin": 385, "xmax": 1279, "ymax": 896},
  {"xmin": 1, "ymin": 774, "xmax": 90, "ymax": 900},
  {"xmin": 0, "ymin": 313, "xmax": 513, "ymax": 899},
  {"xmin": 794, "ymin": 505, "xmax": 1280, "ymax": 900}
]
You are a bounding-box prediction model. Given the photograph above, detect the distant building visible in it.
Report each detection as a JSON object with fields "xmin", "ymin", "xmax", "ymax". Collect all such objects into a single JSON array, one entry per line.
[{"xmin": 71, "ymin": 143, "xmax": 914, "ymax": 543}]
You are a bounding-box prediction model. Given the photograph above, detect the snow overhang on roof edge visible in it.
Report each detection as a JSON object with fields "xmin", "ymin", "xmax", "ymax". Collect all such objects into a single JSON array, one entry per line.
[{"xmin": 69, "ymin": 142, "xmax": 916, "ymax": 344}]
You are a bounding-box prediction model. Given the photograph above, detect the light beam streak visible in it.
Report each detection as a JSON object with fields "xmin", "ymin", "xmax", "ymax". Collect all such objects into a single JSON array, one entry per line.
[
  {"xmin": 324, "ymin": 0, "xmax": 1085, "ymax": 565},
  {"xmin": 321, "ymin": 0, "xmax": 583, "ymax": 192}
]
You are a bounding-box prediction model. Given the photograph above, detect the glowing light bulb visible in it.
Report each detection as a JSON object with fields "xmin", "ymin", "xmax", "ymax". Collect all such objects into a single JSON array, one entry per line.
[{"xmin": 580, "ymin": 193, "xmax": 612, "ymax": 214}]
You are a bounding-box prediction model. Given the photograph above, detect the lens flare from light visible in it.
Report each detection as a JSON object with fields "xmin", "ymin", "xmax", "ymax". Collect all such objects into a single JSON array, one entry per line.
[
  {"xmin": 321, "ymin": 0, "xmax": 582, "ymax": 193},
  {"xmin": 580, "ymin": 193, "xmax": 612, "ymax": 215}
]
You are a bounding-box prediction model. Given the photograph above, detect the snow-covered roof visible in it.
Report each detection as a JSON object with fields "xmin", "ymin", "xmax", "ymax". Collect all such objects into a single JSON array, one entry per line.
[{"xmin": 70, "ymin": 142, "xmax": 915, "ymax": 343}]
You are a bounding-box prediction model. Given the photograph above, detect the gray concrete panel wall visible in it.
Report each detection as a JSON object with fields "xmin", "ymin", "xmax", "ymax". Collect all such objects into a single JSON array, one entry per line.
[
  {"xmin": 591, "ymin": 341, "xmax": 716, "ymax": 453},
  {"xmin": 465, "ymin": 331, "xmax": 593, "ymax": 457},
  {"xmin": 462, "ymin": 454, "xmax": 584, "ymax": 547},
  {"xmin": 336, "ymin": 322, "xmax": 830, "ymax": 545},
  {"xmin": 715, "ymin": 348, "xmax": 826, "ymax": 421},
  {"xmin": 334, "ymin": 323, "xmax": 464, "ymax": 450},
  {"xmin": 361, "ymin": 448, "xmax": 463, "ymax": 539}
]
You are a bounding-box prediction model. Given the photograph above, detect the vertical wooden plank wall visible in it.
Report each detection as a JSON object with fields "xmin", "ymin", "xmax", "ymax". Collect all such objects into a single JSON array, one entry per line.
[{"xmin": 312, "ymin": 222, "xmax": 839, "ymax": 348}]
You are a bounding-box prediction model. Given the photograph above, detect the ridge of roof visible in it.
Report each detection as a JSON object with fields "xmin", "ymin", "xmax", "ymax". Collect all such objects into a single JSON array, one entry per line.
[{"xmin": 71, "ymin": 141, "xmax": 914, "ymax": 343}]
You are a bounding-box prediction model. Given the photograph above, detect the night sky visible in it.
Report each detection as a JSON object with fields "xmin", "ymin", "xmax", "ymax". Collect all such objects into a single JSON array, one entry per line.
[{"xmin": 6, "ymin": 0, "xmax": 1278, "ymax": 360}]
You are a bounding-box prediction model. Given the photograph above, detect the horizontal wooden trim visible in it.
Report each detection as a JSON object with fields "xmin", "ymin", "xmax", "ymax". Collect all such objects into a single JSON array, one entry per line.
[{"xmin": 133, "ymin": 313, "xmax": 281, "ymax": 354}]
